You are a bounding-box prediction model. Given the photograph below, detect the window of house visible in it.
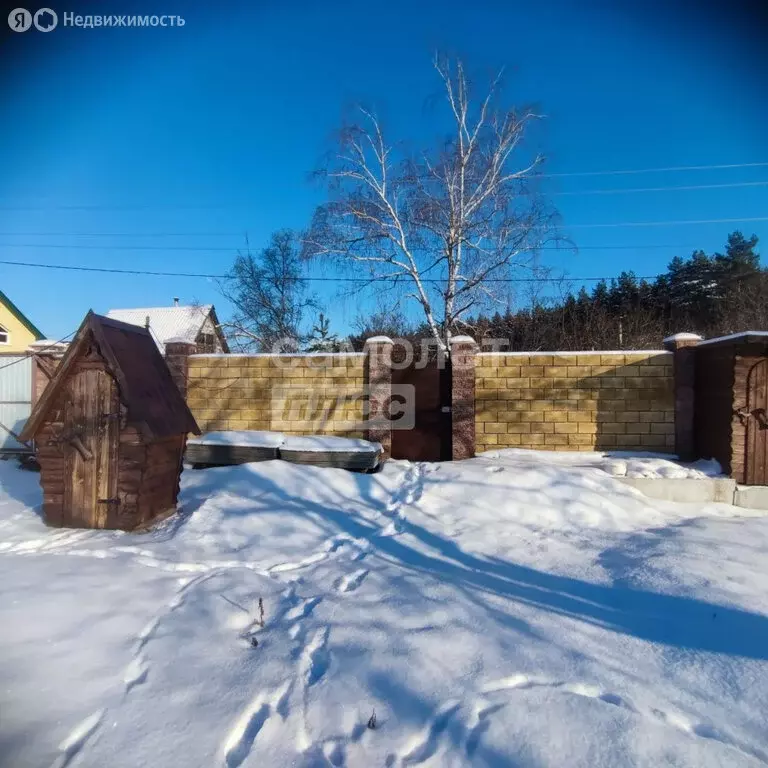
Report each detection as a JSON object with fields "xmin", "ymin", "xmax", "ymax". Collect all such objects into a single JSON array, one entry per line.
[
  {"xmin": 196, "ymin": 332, "xmax": 217, "ymax": 353},
  {"xmin": 0, "ymin": 325, "xmax": 8, "ymax": 344}
]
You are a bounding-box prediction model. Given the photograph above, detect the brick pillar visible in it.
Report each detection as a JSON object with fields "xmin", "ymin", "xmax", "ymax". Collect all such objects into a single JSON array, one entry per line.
[
  {"xmin": 663, "ymin": 333, "xmax": 703, "ymax": 461},
  {"xmin": 364, "ymin": 336, "xmax": 394, "ymax": 459},
  {"xmin": 165, "ymin": 339, "xmax": 196, "ymax": 399},
  {"xmin": 449, "ymin": 335, "xmax": 478, "ymax": 460}
]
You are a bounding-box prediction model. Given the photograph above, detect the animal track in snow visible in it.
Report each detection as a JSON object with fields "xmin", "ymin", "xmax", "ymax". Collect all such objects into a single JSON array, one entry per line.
[
  {"xmin": 335, "ymin": 569, "xmax": 369, "ymax": 593},
  {"xmin": 223, "ymin": 698, "xmax": 271, "ymax": 768},
  {"xmin": 52, "ymin": 709, "xmax": 104, "ymax": 768},
  {"xmin": 465, "ymin": 701, "xmax": 506, "ymax": 758},
  {"xmin": 268, "ymin": 551, "xmax": 328, "ymax": 574},
  {"xmin": 284, "ymin": 595, "xmax": 322, "ymax": 622},
  {"xmin": 222, "ymin": 682, "xmax": 293, "ymax": 768},
  {"xmin": 385, "ymin": 465, "xmax": 426, "ymax": 516},
  {"xmin": 322, "ymin": 739, "xmax": 346, "ymax": 766},
  {"xmin": 268, "ymin": 535, "xmax": 362, "ymax": 575},
  {"xmin": 400, "ymin": 699, "xmax": 461, "ymax": 765},
  {"xmin": 123, "ymin": 656, "xmax": 148, "ymax": 692},
  {"xmin": 479, "ymin": 674, "xmax": 768, "ymax": 765},
  {"xmin": 302, "ymin": 627, "xmax": 331, "ymax": 687}
]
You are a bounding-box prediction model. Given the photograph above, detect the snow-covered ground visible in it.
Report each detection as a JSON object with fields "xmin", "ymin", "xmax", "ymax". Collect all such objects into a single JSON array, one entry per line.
[
  {"xmin": 2, "ymin": 450, "xmax": 768, "ymax": 767},
  {"xmin": 479, "ymin": 448, "xmax": 724, "ymax": 479}
]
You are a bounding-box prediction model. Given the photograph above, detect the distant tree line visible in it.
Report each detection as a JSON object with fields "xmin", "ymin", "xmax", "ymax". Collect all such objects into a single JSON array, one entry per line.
[
  {"xmin": 220, "ymin": 231, "xmax": 765, "ymax": 353},
  {"xmin": 463, "ymin": 232, "xmax": 764, "ymax": 351}
]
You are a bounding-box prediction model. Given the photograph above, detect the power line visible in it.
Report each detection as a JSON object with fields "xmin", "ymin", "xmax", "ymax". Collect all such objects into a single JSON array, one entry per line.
[
  {"xmin": 0, "ymin": 242, "xmax": 729, "ymax": 253},
  {"xmin": 566, "ymin": 216, "xmax": 768, "ymax": 229},
  {"xmin": 0, "ymin": 257, "xmax": 662, "ymax": 283},
  {"xmin": 541, "ymin": 161, "xmax": 768, "ymax": 178},
  {"xmin": 1, "ymin": 215, "xmax": 766, "ymax": 241},
  {"xmin": 0, "ymin": 232, "xmax": 248, "ymax": 238},
  {"xmin": 552, "ymin": 181, "xmax": 768, "ymax": 196},
  {"xmin": 2, "ymin": 175, "xmax": 768, "ymax": 211}
]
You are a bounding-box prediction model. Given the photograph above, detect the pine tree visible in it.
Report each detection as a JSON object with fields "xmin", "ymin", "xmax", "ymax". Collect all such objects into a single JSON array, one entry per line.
[{"xmin": 306, "ymin": 313, "xmax": 342, "ymax": 352}]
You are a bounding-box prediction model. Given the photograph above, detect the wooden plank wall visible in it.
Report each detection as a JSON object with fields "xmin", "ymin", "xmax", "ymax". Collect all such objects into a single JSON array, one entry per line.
[{"xmin": 35, "ymin": 389, "xmax": 67, "ymax": 526}]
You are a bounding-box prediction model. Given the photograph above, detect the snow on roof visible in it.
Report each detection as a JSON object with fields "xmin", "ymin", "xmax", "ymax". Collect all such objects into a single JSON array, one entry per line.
[
  {"xmin": 697, "ymin": 331, "xmax": 768, "ymax": 347},
  {"xmin": 105, "ymin": 305, "xmax": 213, "ymax": 352}
]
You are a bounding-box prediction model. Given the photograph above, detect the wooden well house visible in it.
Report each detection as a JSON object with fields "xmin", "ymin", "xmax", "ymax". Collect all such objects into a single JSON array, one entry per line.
[
  {"xmin": 20, "ymin": 312, "xmax": 200, "ymax": 529},
  {"xmin": 694, "ymin": 332, "xmax": 768, "ymax": 485}
]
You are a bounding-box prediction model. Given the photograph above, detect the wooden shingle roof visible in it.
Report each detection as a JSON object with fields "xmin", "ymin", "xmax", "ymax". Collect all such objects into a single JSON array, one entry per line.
[{"xmin": 21, "ymin": 311, "xmax": 200, "ymax": 441}]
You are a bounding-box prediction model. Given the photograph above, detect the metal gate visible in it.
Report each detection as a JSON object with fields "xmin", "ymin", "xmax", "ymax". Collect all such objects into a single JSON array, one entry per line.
[
  {"xmin": 0, "ymin": 354, "xmax": 33, "ymax": 451},
  {"xmin": 391, "ymin": 354, "xmax": 452, "ymax": 462}
]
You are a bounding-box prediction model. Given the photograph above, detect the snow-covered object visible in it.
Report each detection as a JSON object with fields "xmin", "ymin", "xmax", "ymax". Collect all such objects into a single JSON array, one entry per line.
[
  {"xmin": 363, "ymin": 335, "xmax": 394, "ymax": 345},
  {"xmin": 280, "ymin": 435, "xmax": 382, "ymax": 453},
  {"xmin": 187, "ymin": 430, "xmax": 286, "ymax": 448},
  {"xmin": 186, "ymin": 431, "xmax": 382, "ymax": 454},
  {"xmin": 1, "ymin": 454, "xmax": 767, "ymax": 767}
]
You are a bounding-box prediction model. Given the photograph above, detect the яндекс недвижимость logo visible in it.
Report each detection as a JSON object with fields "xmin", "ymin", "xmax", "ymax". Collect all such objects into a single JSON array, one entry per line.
[{"xmin": 7, "ymin": 7, "xmax": 58, "ymax": 31}]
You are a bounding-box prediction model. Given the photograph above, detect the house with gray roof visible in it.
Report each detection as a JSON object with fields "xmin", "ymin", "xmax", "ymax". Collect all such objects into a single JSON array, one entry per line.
[{"xmin": 106, "ymin": 300, "xmax": 229, "ymax": 354}]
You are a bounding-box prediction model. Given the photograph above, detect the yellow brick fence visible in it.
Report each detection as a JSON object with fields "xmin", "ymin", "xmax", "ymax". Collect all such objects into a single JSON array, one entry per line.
[
  {"xmin": 475, "ymin": 351, "xmax": 675, "ymax": 452},
  {"xmin": 169, "ymin": 344, "xmax": 678, "ymax": 457},
  {"xmin": 186, "ymin": 353, "xmax": 367, "ymax": 437}
]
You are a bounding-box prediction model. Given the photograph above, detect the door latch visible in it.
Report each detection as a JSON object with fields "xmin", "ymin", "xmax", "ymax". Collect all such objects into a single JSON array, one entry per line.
[{"xmin": 734, "ymin": 407, "xmax": 751, "ymax": 426}]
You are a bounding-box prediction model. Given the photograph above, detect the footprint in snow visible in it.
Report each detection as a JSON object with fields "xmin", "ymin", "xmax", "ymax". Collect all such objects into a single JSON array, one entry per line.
[{"xmin": 335, "ymin": 569, "xmax": 369, "ymax": 594}]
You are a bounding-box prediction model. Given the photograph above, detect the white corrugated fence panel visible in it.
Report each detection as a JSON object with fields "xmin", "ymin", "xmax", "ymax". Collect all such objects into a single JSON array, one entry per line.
[{"xmin": 0, "ymin": 355, "xmax": 33, "ymax": 451}]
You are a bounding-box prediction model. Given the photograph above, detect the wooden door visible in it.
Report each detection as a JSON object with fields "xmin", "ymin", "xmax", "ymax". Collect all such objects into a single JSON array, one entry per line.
[
  {"xmin": 63, "ymin": 367, "xmax": 119, "ymax": 527},
  {"xmin": 746, "ymin": 359, "xmax": 768, "ymax": 485}
]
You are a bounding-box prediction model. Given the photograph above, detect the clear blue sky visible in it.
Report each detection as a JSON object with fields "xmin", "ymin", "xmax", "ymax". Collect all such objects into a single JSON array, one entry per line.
[{"xmin": 1, "ymin": 0, "xmax": 767, "ymax": 340}]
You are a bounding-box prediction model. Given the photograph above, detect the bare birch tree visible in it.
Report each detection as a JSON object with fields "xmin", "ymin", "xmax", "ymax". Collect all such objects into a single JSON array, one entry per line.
[
  {"xmin": 219, "ymin": 229, "xmax": 316, "ymax": 351},
  {"xmin": 305, "ymin": 54, "xmax": 558, "ymax": 352}
]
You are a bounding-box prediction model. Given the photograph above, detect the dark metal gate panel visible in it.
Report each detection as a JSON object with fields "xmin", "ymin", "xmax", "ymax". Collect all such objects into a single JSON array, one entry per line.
[
  {"xmin": 391, "ymin": 359, "xmax": 452, "ymax": 462},
  {"xmin": 746, "ymin": 358, "xmax": 768, "ymax": 485},
  {"xmin": 0, "ymin": 354, "xmax": 32, "ymax": 451}
]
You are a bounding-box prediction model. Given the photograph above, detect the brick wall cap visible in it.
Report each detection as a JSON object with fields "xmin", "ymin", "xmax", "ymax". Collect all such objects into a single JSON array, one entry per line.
[
  {"xmin": 449, "ymin": 335, "xmax": 477, "ymax": 345},
  {"xmin": 662, "ymin": 333, "xmax": 703, "ymax": 344},
  {"xmin": 364, "ymin": 336, "xmax": 394, "ymax": 345}
]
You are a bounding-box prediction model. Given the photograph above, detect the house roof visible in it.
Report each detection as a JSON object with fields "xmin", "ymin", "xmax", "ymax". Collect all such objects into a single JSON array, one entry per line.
[
  {"xmin": 105, "ymin": 305, "xmax": 214, "ymax": 352},
  {"xmin": 0, "ymin": 289, "xmax": 44, "ymax": 339},
  {"xmin": 20, "ymin": 311, "xmax": 200, "ymax": 441}
]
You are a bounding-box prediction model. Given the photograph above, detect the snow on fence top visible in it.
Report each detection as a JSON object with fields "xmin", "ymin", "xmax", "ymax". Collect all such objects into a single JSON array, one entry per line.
[
  {"xmin": 697, "ymin": 331, "xmax": 768, "ymax": 347},
  {"xmin": 476, "ymin": 349, "xmax": 670, "ymax": 357},
  {"xmin": 191, "ymin": 352, "xmax": 365, "ymax": 359}
]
